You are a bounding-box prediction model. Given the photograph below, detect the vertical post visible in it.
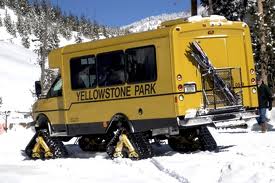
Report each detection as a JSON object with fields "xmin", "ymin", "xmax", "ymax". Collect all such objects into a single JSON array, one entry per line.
[
  {"xmin": 5, "ymin": 112, "xmax": 7, "ymax": 132},
  {"xmin": 40, "ymin": 2, "xmax": 49, "ymax": 92},
  {"xmin": 257, "ymin": 0, "xmax": 268, "ymax": 83},
  {"xmin": 208, "ymin": 0, "xmax": 214, "ymax": 15},
  {"xmin": 4, "ymin": 111, "xmax": 10, "ymax": 132},
  {"xmin": 191, "ymin": 0, "xmax": 198, "ymax": 16}
]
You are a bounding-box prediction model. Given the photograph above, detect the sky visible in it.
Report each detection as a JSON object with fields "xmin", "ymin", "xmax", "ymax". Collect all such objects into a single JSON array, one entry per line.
[{"xmin": 50, "ymin": 0, "xmax": 196, "ymax": 27}]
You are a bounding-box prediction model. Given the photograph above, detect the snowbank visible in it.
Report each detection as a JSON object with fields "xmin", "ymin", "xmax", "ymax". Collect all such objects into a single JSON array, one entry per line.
[{"xmin": 0, "ymin": 41, "xmax": 39, "ymax": 112}]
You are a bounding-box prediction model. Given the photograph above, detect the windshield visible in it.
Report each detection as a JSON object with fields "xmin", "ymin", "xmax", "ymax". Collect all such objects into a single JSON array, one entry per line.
[{"xmin": 47, "ymin": 76, "xmax": 62, "ymax": 98}]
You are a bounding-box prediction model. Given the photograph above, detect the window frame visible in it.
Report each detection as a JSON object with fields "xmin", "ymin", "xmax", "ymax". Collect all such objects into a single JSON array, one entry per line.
[
  {"xmin": 96, "ymin": 50, "xmax": 126, "ymax": 88},
  {"xmin": 46, "ymin": 75, "xmax": 63, "ymax": 98},
  {"xmin": 125, "ymin": 45, "xmax": 157, "ymax": 84},
  {"xmin": 70, "ymin": 55, "xmax": 97, "ymax": 91}
]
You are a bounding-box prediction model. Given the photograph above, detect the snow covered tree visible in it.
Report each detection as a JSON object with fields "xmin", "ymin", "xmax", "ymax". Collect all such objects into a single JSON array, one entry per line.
[
  {"xmin": 0, "ymin": 0, "xmax": 4, "ymax": 8},
  {"xmin": 75, "ymin": 32, "xmax": 83, "ymax": 43},
  {"xmin": 4, "ymin": 11, "xmax": 16, "ymax": 37},
  {"xmin": 6, "ymin": 0, "xmax": 16, "ymax": 9},
  {"xmin": 16, "ymin": 14, "xmax": 25, "ymax": 36},
  {"xmin": 15, "ymin": 0, "xmax": 30, "ymax": 15},
  {"xmin": 47, "ymin": 27, "xmax": 60, "ymax": 51},
  {"xmin": 102, "ymin": 25, "xmax": 109, "ymax": 38},
  {"xmin": 200, "ymin": 0, "xmax": 248, "ymax": 20},
  {"xmin": 21, "ymin": 35, "xmax": 30, "ymax": 48}
]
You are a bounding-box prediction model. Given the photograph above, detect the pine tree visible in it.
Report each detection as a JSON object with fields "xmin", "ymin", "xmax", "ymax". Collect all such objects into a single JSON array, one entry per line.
[
  {"xmin": 15, "ymin": 0, "xmax": 30, "ymax": 15},
  {"xmin": 200, "ymin": 0, "xmax": 248, "ymax": 20},
  {"xmin": 6, "ymin": 0, "xmax": 17, "ymax": 9},
  {"xmin": 22, "ymin": 35, "xmax": 30, "ymax": 48},
  {"xmin": 264, "ymin": 0, "xmax": 275, "ymax": 88},
  {"xmin": 75, "ymin": 32, "xmax": 83, "ymax": 43},
  {"xmin": 92, "ymin": 20, "xmax": 100, "ymax": 40},
  {"xmin": 0, "ymin": 0, "xmax": 4, "ymax": 8},
  {"xmin": 16, "ymin": 15, "xmax": 25, "ymax": 36},
  {"xmin": 102, "ymin": 25, "xmax": 109, "ymax": 38},
  {"xmin": 4, "ymin": 11, "xmax": 17, "ymax": 37}
]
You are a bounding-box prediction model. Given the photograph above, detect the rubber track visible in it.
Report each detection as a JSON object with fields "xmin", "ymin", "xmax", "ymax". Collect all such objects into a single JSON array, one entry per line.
[
  {"xmin": 168, "ymin": 137, "xmax": 198, "ymax": 153},
  {"xmin": 106, "ymin": 129, "xmax": 123, "ymax": 159},
  {"xmin": 128, "ymin": 132, "xmax": 153, "ymax": 159},
  {"xmin": 106, "ymin": 129, "xmax": 153, "ymax": 159},
  {"xmin": 198, "ymin": 126, "xmax": 217, "ymax": 151},
  {"xmin": 25, "ymin": 130, "xmax": 68, "ymax": 159}
]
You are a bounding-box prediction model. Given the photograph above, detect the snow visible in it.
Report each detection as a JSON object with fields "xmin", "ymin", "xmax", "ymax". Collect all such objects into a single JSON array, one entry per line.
[
  {"xmin": 0, "ymin": 41, "xmax": 39, "ymax": 113},
  {"xmin": 0, "ymin": 109, "xmax": 274, "ymax": 183},
  {"xmin": 122, "ymin": 6, "xmax": 207, "ymax": 33},
  {"xmin": 187, "ymin": 15, "xmax": 227, "ymax": 23}
]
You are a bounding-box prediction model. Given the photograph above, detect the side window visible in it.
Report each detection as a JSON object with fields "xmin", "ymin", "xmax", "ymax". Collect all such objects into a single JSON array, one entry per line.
[
  {"xmin": 70, "ymin": 56, "xmax": 97, "ymax": 90},
  {"xmin": 47, "ymin": 77, "xmax": 62, "ymax": 97},
  {"xmin": 126, "ymin": 46, "xmax": 157, "ymax": 83},
  {"xmin": 97, "ymin": 50, "xmax": 125, "ymax": 87}
]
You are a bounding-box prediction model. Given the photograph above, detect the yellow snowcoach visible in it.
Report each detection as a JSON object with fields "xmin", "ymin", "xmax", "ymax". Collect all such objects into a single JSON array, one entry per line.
[{"xmin": 25, "ymin": 16, "xmax": 258, "ymax": 159}]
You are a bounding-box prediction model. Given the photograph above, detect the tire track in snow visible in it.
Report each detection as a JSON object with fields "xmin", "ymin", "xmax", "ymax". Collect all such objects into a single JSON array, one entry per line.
[{"xmin": 151, "ymin": 158, "xmax": 189, "ymax": 183}]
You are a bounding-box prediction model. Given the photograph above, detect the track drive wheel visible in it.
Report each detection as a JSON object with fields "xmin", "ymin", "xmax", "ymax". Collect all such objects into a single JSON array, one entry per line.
[
  {"xmin": 106, "ymin": 128, "xmax": 153, "ymax": 160},
  {"xmin": 168, "ymin": 126, "xmax": 217, "ymax": 152},
  {"xmin": 25, "ymin": 130, "xmax": 68, "ymax": 159},
  {"xmin": 168, "ymin": 128, "xmax": 201, "ymax": 152}
]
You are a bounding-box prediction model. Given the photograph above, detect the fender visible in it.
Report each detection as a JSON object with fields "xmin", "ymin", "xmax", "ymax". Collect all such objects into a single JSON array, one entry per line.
[
  {"xmin": 106, "ymin": 113, "xmax": 135, "ymax": 133},
  {"xmin": 35, "ymin": 114, "xmax": 52, "ymax": 132}
]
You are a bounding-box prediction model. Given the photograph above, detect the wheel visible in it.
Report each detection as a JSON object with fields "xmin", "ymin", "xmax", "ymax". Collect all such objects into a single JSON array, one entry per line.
[
  {"xmin": 25, "ymin": 130, "xmax": 68, "ymax": 159},
  {"xmin": 168, "ymin": 126, "xmax": 217, "ymax": 152},
  {"xmin": 106, "ymin": 128, "xmax": 153, "ymax": 160},
  {"xmin": 168, "ymin": 128, "xmax": 201, "ymax": 152}
]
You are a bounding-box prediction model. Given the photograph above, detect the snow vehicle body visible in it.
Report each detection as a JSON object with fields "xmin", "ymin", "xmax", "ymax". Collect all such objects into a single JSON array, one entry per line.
[{"xmin": 26, "ymin": 16, "xmax": 258, "ymax": 159}]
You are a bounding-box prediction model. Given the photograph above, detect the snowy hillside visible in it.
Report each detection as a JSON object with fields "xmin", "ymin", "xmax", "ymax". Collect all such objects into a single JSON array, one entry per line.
[
  {"xmin": 0, "ymin": 41, "xmax": 39, "ymax": 112},
  {"xmin": 0, "ymin": 110, "xmax": 274, "ymax": 183},
  {"xmin": 122, "ymin": 7, "xmax": 207, "ymax": 33}
]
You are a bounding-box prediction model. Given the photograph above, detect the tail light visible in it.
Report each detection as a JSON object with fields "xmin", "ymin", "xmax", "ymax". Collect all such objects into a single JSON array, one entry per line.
[
  {"xmin": 177, "ymin": 74, "xmax": 182, "ymax": 81},
  {"xmin": 250, "ymin": 69, "xmax": 255, "ymax": 75},
  {"xmin": 252, "ymin": 87, "xmax": 257, "ymax": 94},
  {"xmin": 178, "ymin": 84, "xmax": 183, "ymax": 91}
]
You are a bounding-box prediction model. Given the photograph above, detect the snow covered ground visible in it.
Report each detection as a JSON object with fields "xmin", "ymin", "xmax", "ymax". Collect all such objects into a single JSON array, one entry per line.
[
  {"xmin": 0, "ymin": 41, "xmax": 39, "ymax": 112},
  {"xmin": 0, "ymin": 109, "xmax": 274, "ymax": 183}
]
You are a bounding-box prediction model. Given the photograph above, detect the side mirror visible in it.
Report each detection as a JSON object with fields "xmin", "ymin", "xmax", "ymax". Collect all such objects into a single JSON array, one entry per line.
[{"xmin": 35, "ymin": 81, "xmax": 42, "ymax": 97}]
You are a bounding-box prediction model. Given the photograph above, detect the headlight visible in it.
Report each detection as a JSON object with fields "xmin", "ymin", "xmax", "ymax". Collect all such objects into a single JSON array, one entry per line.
[{"xmin": 184, "ymin": 83, "xmax": 196, "ymax": 93}]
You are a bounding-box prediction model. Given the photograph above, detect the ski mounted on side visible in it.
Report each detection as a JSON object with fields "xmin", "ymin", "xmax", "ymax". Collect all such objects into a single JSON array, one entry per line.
[{"xmin": 187, "ymin": 41, "xmax": 238, "ymax": 106}]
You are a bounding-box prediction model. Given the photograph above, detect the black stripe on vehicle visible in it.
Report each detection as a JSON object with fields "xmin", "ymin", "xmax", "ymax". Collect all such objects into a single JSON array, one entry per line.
[{"xmin": 34, "ymin": 85, "xmax": 257, "ymax": 113}]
